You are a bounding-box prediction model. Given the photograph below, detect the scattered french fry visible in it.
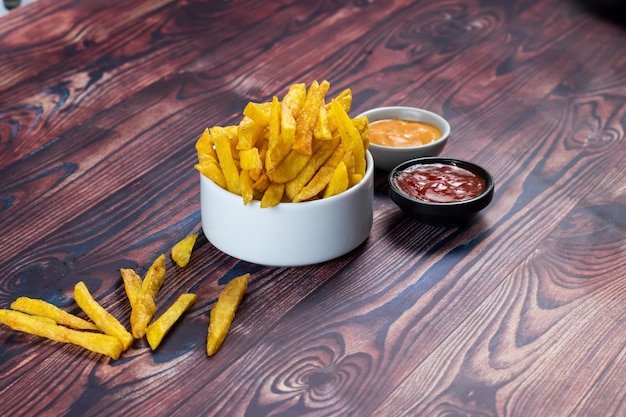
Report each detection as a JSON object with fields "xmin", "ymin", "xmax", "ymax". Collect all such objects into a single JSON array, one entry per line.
[
  {"xmin": 10, "ymin": 296, "xmax": 99, "ymax": 331},
  {"xmin": 171, "ymin": 233, "xmax": 198, "ymax": 268},
  {"xmin": 74, "ymin": 282, "xmax": 134, "ymax": 351},
  {"xmin": 0, "ymin": 309, "xmax": 124, "ymax": 360},
  {"xmin": 207, "ymin": 273, "xmax": 249, "ymax": 356},
  {"xmin": 120, "ymin": 268, "xmax": 142, "ymax": 309},
  {"xmin": 146, "ymin": 293, "xmax": 196, "ymax": 350},
  {"xmin": 130, "ymin": 254, "xmax": 166, "ymax": 338}
]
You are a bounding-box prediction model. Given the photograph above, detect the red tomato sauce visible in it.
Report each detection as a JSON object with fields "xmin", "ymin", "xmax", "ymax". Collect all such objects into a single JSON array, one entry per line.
[
  {"xmin": 370, "ymin": 119, "xmax": 441, "ymax": 147},
  {"xmin": 394, "ymin": 162, "xmax": 486, "ymax": 203}
]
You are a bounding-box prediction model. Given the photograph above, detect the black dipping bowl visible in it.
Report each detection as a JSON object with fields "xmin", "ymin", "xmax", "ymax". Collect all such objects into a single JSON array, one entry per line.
[{"xmin": 388, "ymin": 157, "xmax": 494, "ymax": 224}]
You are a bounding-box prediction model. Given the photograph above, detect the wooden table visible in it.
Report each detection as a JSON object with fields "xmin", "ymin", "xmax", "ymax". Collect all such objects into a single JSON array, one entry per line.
[{"xmin": 1, "ymin": 0, "xmax": 625, "ymax": 416}]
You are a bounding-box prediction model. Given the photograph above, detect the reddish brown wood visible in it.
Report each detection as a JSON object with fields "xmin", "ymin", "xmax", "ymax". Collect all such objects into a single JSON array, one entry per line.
[{"xmin": 1, "ymin": 0, "xmax": 625, "ymax": 416}]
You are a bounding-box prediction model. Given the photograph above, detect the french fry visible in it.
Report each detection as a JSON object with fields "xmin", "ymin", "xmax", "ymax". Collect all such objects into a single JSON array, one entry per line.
[
  {"xmin": 120, "ymin": 268, "xmax": 142, "ymax": 309},
  {"xmin": 313, "ymin": 105, "xmax": 332, "ymax": 141},
  {"xmin": 265, "ymin": 95, "xmax": 289, "ymax": 173},
  {"xmin": 281, "ymin": 83, "xmax": 306, "ymax": 144},
  {"xmin": 239, "ymin": 148, "xmax": 263, "ymax": 171},
  {"xmin": 130, "ymin": 254, "xmax": 166, "ymax": 339},
  {"xmin": 195, "ymin": 154, "xmax": 228, "ymax": 190},
  {"xmin": 260, "ymin": 182, "xmax": 285, "ymax": 208},
  {"xmin": 212, "ymin": 126, "xmax": 242, "ymax": 195},
  {"xmin": 171, "ymin": 233, "xmax": 198, "ymax": 268},
  {"xmin": 0, "ymin": 309, "xmax": 124, "ymax": 360},
  {"xmin": 323, "ymin": 161, "xmax": 350, "ymax": 198},
  {"xmin": 237, "ymin": 115, "xmax": 265, "ymax": 150},
  {"xmin": 293, "ymin": 80, "xmax": 330, "ymax": 155},
  {"xmin": 242, "ymin": 102, "xmax": 271, "ymax": 126},
  {"xmin": 207, "ymin": 273, "xmax": 249, "ymax": 356},
  {"xmin": 331, "ymin": 99, "xmax": 366, "ymax": 177},
  {"xmin": 240, "ymin": 169, "xmax": 254, "ymax": 205},
  {"xmin": 285, "ymin": 138, "xmax": 340, "ymax": 200},
  {"xmin": 146, "ymin": 293, "xmax": 196, "ymax": 350},
  {"xmin": 10, "ymin": 296, "xmax": 99, "ymax": 331},
  {"xmin": 293, "ymin": 143, "xmax": 347, "ymax": 202},
  {"xmin": 74, "ymin": 282, "xmax": 134, "ymax": 351}
]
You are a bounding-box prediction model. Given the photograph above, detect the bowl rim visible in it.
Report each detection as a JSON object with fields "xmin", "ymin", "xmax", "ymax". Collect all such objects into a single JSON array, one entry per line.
[
  {"xmin": 388, "ymin": 156, "xmax": 495, "ymax": 209},
  {"xmin": 358, "ymin": 106, "xmax": 451, "ymax": 151}
]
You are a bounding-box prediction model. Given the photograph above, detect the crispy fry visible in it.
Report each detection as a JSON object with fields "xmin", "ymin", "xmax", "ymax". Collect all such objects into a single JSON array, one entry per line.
[
  {"xmin": 207, "ymin": 273, "xmax": 249, "ymax": 356},
  {"xmin": 285, "ymin": 138, "xmax": 340, "ymax": 200},
  {"xmin": 281, "ymin": 83, "xmax": 306, "ymax": 143},
  {"xmin": 293, "ymin": 80, "xmax": 330, "ymax": 155},
  {"xmin": 130, "ymin": 254, "xmax": 166, "ymax": 338},
  {"xmin": 212, "ymin": 126, "xmax": 242, "ymax": 195},
  {"xmin": 10, "ymin": 296, "xmax": 99, "ymax": 331},
  {"xmin": 73, "ymin": 282, "xmax": 134, "ymax": 351},
  {"xmin": 260, "ymin": 182, "xmax": 285, "ymax": 208},
  {"xmin": 242, "ymin": 102, "xmax": 271, "ymax": 126},
  {"xmin": 146, "ymin": 293, "xmax": 196, "ymax": 350},
  {"xmin": 237, "ymin": 115, "xmax": 266, "ymax": 150},
  {"xmin": 266, "ymin": 96, "xmax": 290, "ymax": 173},
  {"xmin": 120, "ymin": 269, "xmax": 142, "ymax": 309},
  {"xmin": 0, "ymin": 309, "xmax": 123, "ymax": 360},
  {"xmin": 240, "ymin": 169, "xmax": 254, "ymax": 205},
  {"xmin": 293, "ymin": 142, "xmax": 347, "ymax": 202},
  {"xmin": 323, "ymin": 160, "xmax": 350, "ymax": 198},
  {"xmin": 331, "ymin": 99, "xmax": 366, "ymax": 177},
  {"xmin": 171, "ymin": 233, "xmax": 198, "ymax": 268}
]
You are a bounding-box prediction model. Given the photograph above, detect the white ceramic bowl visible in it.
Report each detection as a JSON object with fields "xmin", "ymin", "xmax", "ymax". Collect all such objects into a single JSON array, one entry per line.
[
  {"xmin": 200, "ymin": 151, "xmax": 375, "ymax": 267},
  {"xmin": 358, "ymin": 106, "xmax": 451, "ymax": 171}
]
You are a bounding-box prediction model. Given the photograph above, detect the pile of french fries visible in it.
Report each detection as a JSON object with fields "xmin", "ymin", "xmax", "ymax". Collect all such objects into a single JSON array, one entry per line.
[
  {"xmin": 195, "ymin": 80, "xmax": 370, "ymax": 207},
  {"xmin": 0, "ymin": 233, "xmax": 248, "ymax": 359}
]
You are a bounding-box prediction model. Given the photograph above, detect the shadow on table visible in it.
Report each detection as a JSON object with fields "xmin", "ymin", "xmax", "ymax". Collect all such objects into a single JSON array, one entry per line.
[{"xmin": 574, "ymin": 0, "xmax": 626, "ymax": 27}]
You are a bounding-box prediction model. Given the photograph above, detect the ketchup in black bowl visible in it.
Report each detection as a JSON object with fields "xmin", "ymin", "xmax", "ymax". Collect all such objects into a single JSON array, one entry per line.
[{"xmin": 388, "ymin": 157, "xmax": 494, "ymax": 224}]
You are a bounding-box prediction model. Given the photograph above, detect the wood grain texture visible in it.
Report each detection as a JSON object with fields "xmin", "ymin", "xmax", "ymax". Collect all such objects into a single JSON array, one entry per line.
[{"xmin": 1, "ymin": 0, "xmax": 625, "ymax": 416}]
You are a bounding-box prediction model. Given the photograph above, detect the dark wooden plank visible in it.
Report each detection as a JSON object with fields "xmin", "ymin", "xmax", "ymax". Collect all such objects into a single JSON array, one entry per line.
[{"xmin": 0, "ymin": 0, "xmax": 624, "ymax": 416}]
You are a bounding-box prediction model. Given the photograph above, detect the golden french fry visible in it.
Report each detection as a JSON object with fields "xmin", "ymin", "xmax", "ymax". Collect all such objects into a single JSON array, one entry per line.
[
  {"xmin": 212, "ymin": 126, "xmax": 242, "ymax": 195},
  {"xmin": 252, "ymin": 172, "xmax": 270, "ymax": 194},
  {"xmin": 323, "ymin": 161, "xmax": 350, "ymax": 198},
  {"xmin": 260, "ymin": 182, "xmax": 285, "ymax": 208},
  {"xmin": 293, "ymin": 80, "xmax": 330, "ymax": 155},
  {"xmin": 120, "ymin": 268, "xmax": 142, "ymax": 309},
  {"xmin": 195, "ymin": 128, "xmax": 216, "ymax": 157},
  {"xmin": 146, "ymin": 293, "xmax": 196, "ymax": 350},
  {"xmin": 195, "ymin": 155, "xmax": 228, "ymax": 190},
  {"xmin": 331, "ymin": 99, "xmax": 366, "ymax": 177},
  {"xmin": 265, "ymin": 96, "xmax": 289, "ymax": 173},
  {"xmin": 207, "ymin": 274, "xmax": 249, "ymax": 356},
  {"xmin": 10, "ymin": 296, "xmax": 99, "ymax": 331},
  {"xmin": 130, "ymin": 254, "xmax": 166, "ymax": 339},
  {"xmin": 293, "ymin": 143, "xmax": 347, "ymax": 202},
  {"xmin": 242, "ymin": 102, "xmax": 271, "ymax": 126},
  {"xmin": 236, "ymin": 115, "xmax": 266, "ymax": 150},
  {"xmin": 74, "ymin": 282, "xmax": 134, "ymax": 350},
  {"xmin": 171, "ymin": 233, "xmax": 198, "ymax": 268},
  {"xmin": 352, "ymin": 115, "xmax": 369, "ymax": 149},
  {"xmin": 0, "ymin": 309, "xmax": 124, "ymax": 360},
  {"xmin": 266, "ymin": 139, "xmax": 323, "ymax": 184},
  {"xmin": 313, "ymin": 105, "xmax": 332, "ymax": 140},
  {"xmin": 239, "ymin": 148, "xmax": 263, "ymax": 171},
  {"xmin": 281, "ymin": 83, "xmax": 306, "ymax": 145},
  {"xmin": 285, "ymin": 138, "xmax": 340, "ymax": 200},
  {"xmin": 240, "ymin": 169, "xmax": 254, "ymax": 205}
]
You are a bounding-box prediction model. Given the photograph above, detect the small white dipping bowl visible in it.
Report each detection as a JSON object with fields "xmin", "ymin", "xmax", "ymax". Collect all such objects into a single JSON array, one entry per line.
[
  {"xmin": 358, "ymin": 106, "xmax": 451, "ymax": 171},
  {"xmin": 200, "ymin": 151, "xmax": 375, "ymax": 267}
]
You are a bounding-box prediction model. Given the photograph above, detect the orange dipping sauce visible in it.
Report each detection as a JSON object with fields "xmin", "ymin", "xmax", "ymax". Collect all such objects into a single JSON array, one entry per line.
[{"xmin": 370, "ymin": 119, "xmax": 441, "ymax": 148}]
